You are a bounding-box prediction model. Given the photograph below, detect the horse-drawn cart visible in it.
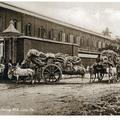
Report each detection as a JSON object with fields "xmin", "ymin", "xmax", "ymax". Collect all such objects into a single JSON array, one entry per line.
[
  {"xmin": 89, "ymin": 50, "xmax": 120, "ymax": 83},
  {"xmin": 21, "ymin": 49, "xmax": 85, "ymax": 84}
]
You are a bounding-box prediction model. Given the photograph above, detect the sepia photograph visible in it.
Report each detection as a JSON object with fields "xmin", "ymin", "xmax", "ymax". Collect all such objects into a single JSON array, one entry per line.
[{"xmin": 1, "ymin": 1, "xmax": 120, "ymax": 116}]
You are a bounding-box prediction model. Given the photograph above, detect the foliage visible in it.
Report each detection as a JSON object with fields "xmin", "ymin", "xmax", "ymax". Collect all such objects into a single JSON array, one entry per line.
[{"xmin": 98, "ymin": 44, "xmax": 120, "ymax": 55}]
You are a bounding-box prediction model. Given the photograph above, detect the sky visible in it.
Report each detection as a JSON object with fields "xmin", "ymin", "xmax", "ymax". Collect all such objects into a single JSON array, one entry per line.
[{"xmin": 4, "ymin": 2, "xmax": 120, "ymax": 38}]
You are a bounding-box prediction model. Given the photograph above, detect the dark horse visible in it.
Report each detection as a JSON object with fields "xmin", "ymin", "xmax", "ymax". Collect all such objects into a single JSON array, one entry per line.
[{"xmin": 89, "ymin": 63, "xmax": 105, "ymax": 83}]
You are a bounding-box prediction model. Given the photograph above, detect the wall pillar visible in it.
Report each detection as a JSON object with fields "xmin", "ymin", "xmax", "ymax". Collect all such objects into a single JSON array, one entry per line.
[{"xmin": 4, "ymin": 37, "xmax": 17, "ymax": 63}]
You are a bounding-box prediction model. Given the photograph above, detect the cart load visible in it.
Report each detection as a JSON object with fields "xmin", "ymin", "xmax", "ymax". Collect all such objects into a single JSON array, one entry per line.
[{"xmin": 101, "ymin": 50, "xmax": 118, "ymax": 66}]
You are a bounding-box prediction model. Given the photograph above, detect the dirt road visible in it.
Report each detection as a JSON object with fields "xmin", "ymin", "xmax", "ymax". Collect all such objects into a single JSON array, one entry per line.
[{"xmin": 0, "ymin": 75, "xmax": 120, "ymax": 115}]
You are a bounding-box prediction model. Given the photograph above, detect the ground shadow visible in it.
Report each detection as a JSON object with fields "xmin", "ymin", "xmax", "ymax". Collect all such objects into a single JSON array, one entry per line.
[{"xmin": 0, "ymin": 78, "xmax": 118, "ymax": 86}]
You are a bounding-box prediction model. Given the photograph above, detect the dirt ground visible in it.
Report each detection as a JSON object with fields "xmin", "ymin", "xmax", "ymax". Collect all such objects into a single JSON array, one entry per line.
[{"xmin": 0, "ymin": 74, "xmax": 120, "ymax": 115}]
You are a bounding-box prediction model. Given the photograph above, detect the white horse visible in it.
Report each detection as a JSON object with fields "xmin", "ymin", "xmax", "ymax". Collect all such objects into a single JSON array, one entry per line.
[{"xmin": 8, "ymin": 64, "xmax": 35, "ymax": 84}]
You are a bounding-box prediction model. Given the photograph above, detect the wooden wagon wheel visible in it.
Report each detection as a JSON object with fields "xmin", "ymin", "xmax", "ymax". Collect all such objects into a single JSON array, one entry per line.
[{"xmin": 42, "ymin": 64, "xmax": 62, "ymax": 83}]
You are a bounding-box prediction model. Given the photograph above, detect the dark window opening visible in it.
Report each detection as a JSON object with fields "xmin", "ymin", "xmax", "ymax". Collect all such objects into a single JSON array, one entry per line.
[
  {"xmin": 13, "ymin": 19, "xmax": 17, "ymax": 29},
  {"xmin": 80, "ymin": 36, "xmax": 84, "ymax": 46},
  {"xmin": 0, "ymin": 16, "xmax": 2, "ymax": 32},
  {"xmin": 86, "ymin": 38, "xmax": 89, "ymax": 46},
  {"xmin": 40, "ymin": 26, "xmax": 46, "ymax": 38},
  {"xmin": 38, "ymin": 28, "xmax": 41, "ymax": 38},
  {"xmin": 66, "ymin": 34, "xmax": 69, "ymax": 42},
  {"xmin": 58, "ymin": 31, "xmax": 62, "ymax": 41},
  {"xmin": 25, "ymin": 23, "xmax": 32, "ymax": 36},
  {"xmin": 48, "ymin": 29, "xmax": 54, "ymax": 40},
  {"xmin": 74, "ymin": 36, "xmax": 76, "ymax": 43}
]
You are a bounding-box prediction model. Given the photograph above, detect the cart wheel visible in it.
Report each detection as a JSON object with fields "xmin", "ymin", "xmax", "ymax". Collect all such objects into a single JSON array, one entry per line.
[{"xmin": 42, "ymin": 64, "xmax": 62, "ymax": 83}]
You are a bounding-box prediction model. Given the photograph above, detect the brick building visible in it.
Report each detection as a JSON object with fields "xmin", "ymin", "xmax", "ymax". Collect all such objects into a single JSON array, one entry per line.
[{"xmin": 0, "ymin": 2, "xmax": 119, "ymax": 67}]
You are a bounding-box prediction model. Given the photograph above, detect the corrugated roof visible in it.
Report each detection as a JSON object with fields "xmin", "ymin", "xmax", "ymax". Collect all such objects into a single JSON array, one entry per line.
[{"xmin": 0, "ymin": 2, "xmax": 115, "ymax": 41}]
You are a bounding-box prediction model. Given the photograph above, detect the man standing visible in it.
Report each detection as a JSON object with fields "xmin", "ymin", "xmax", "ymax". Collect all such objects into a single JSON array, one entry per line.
[{"xmin": 3, "ymin": 59, "xmax": 12, "ymax": 80}]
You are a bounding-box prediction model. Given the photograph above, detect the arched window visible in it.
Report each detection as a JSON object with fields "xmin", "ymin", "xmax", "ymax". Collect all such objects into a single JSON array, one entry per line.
[
  {"xmin": 102, "ymin": 42, "xmax": 105, "ymax": 48},
  {"xmin": 0, "ymin": 42, "xmax": 3, "ymax": 59},
  {"xmin": 38, "ymin": 28, "xmax": 41, "ymax": 38},
  {"xmin": 93, "ymin": 36, "xmax": 96, "ymax": 48},
  {"xmin": 0, "ymin": 16, "xmax": 2, "ymax": 32},
  {"xmin": 13, "ymin": 19, "xmax": 17, "ymax": 29},
  {"xmin": 48, "ymin": 29, "xmax": 54, "ymax": 40},
  {"xmin": 41, "ymin": 26, "xmax": 46, "ymax": 38},
  {"xmin": 98, "ymin": 41, "xmax": 102, "ymax": 48},
  {"xmin": 28, "ymin": 23, "xmax": 32, "ymax": 36},
  {"xmin": 86, "ymin": 38, "xmax": 89, "ymax": 46},
  {"xmin": 70, "ymin": 34, "xmax": 74, "ymax": 43},
  {"xmin": 73, "ymin": 36, "xmax": 76, "ymax": 44},
  {"xmin": 80, "ymin": 36, "xmax": 84, "ymax": 46},
  {"xmin": 76, "ymin": 36, "xmax": 80, "ymax": 44},
  {"xmin": 25, "ymin": 23, "xmax": 32, "ymax": 36},
  {"xmin": 62, "ymin": 32, "xmax": 65, "ymax": 42},
  {"xmin": 66, "ymin": 34, "xmax": 69, "ymax": 42},
  {"xmin": 58, "ymin": 31, "xmax": 62, "ymax": 41}
]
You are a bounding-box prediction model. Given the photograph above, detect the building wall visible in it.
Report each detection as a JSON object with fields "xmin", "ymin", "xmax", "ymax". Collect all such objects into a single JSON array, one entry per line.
[
  {"xmin": 16, "ymin": 37, "xmax": 78, "ymax": 62},
  {"xmin": 16, "ymin": 38, "xmax": 24, "ymax": 63}
]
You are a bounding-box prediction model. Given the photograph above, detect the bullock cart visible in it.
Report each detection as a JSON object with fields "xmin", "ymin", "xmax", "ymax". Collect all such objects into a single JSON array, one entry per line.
[{"xmin": 21, "ymin": 49, "xmax": 85, "ymax": 83}]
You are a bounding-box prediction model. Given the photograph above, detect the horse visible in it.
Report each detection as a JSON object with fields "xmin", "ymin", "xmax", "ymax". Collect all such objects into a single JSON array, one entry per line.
[
  {"xmin": 89, "ymin": 63, "xmax": 117, "ymax": 83},
  {"xmin": 89, "ymin": 63, "xmax": 104, "ymax": 83},
  {"xmin": 8, "ymin": 63, "xmax": 35, "ymax": 84}
]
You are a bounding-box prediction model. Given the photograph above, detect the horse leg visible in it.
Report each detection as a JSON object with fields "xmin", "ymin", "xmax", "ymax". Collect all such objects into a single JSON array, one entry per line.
[
  {"xmin": 92, "ymin": 73, "xmax": 96, "ymax": 83},
  {"xmin": 16, "ymin": 75, "xmax": 19, "ymax": 84},
  {"xmin": 113, "ymin": 75, "xmax": 116, "ymax": 83},
  {"xmin": 81, "ymin": 74, "xmax": 84, "ymax": 81},
  {"xmin": 108, "ymin": 73, "xmax": 111, "ymax": 83},
  {"xmin": 31, "ymin": 75, "xmax": 35, "ymax": 84},
  {"xmin": 23, "ymin": 77, "xmax": 26, "ymax": 83},
  {"xmin": 114, "ymin": 74, "xmax": 117, "ymax": 83},
  {"xmin": 89, "ymin": 73, "xmax": 92, "ymax": 83}
]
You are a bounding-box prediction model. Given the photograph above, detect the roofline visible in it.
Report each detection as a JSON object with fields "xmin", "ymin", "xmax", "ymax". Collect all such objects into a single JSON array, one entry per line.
[{"xmin": 0, "ymin": 2, "xmax": 115, "ymax": 41}]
